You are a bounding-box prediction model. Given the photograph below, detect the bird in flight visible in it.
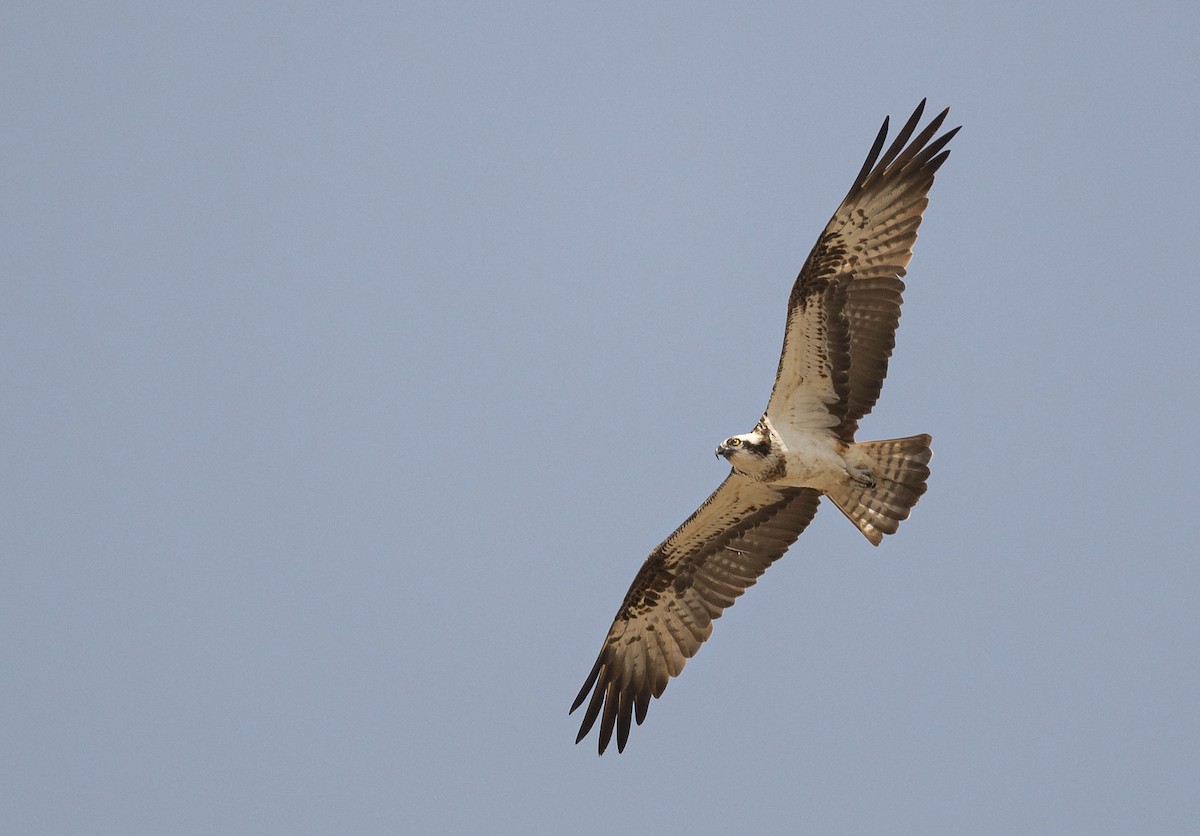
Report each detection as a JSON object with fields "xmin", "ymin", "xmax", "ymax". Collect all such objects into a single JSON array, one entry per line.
[{"xmin": 571, "ymin": 101, "xmax": 959, "ymax": 754}]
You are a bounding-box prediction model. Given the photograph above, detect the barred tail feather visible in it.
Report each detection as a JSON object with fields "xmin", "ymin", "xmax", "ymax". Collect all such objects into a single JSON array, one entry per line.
[{"xmin": 827, "ymin": 434, "xmax": 932, "ymax": 546}]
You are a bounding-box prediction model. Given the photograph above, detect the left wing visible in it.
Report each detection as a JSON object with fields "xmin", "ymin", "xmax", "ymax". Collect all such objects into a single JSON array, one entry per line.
[
  {"xmin": 571, "ymin": 475, "xmax": 821, "ymax": 754},
  {"xmin": 766, "ymin": 101, "xmax": 958, "ymax": 440}
]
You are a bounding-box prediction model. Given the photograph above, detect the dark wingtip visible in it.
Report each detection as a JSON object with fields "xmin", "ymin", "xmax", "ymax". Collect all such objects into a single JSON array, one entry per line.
[
  {"xmin": 852, "ymin": 115, "xmax": 891, "ymax": 189},
  {"xmin": 570, "ymin": 654, "xmax": 603, "ymax": 714}
]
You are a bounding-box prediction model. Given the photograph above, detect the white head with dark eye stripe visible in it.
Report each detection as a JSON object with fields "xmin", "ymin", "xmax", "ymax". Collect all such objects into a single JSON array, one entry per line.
[{"xmin": 715, "ymin": 428, "xmax": 775, "ymax": 476}]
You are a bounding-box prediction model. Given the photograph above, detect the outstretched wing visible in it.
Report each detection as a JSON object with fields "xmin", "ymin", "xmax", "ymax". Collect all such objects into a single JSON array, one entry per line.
[
  {"xmin": 570, "ymin": 475, "xmax": 821, "ymax": 754},
  {"xmin": 766, "ymin": 101, "xmax": 959, "ymax": 440}
]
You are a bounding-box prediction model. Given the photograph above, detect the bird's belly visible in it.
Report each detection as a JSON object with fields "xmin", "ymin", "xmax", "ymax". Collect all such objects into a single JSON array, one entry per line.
[{"xmin": 775, "ymin": 431, "xmax": 848, "ymax": 492}]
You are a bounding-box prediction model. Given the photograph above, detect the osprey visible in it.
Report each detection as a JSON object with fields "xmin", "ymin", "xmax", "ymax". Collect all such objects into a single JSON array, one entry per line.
[{"xmin": 571, "ymin": 101, "xmax": 959, "ymax": 754}]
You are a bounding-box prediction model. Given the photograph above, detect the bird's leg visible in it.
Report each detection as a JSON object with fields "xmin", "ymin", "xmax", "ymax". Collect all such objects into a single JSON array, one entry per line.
[{"xmin": 847, "ymin": 463, "xmax": 876, "ymax": 489}]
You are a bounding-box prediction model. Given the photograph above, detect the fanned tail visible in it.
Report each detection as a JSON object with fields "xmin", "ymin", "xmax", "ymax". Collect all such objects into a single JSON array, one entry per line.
[{"xmin": 827, "ymin": 434, "xmax": 932, "ymax": 545}]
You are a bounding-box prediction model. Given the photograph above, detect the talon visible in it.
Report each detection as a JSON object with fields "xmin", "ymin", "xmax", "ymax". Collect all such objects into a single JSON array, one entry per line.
[{"xmin": 849, "ymin": 468, "xmax": 876, "ymax": 489}]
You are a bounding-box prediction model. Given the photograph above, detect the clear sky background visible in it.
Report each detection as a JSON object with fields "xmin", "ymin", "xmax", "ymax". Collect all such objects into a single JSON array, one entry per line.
[{"xmin": 4, "ymin": 3, "xmax": 1199, "ymax": 834}]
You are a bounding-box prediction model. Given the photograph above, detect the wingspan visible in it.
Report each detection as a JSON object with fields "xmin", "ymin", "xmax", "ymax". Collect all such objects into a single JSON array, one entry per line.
[
  {"xmin": 766, "ymin": 101, "xmax": 959, "ymax": 439},
  {"xmin": 570, "ymin": 475, "xmax": 821, "ymax": 754}
]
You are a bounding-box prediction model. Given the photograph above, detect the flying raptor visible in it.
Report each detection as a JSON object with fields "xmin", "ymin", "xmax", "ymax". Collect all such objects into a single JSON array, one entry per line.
[{"xmin": 571, "ymin": 101, "xmax": 958, "ymax": 754}]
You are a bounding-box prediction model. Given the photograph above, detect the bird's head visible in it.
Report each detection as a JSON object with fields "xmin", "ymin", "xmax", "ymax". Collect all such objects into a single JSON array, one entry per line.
[{"xmin": 715, "ymin": 429, "xmax": 774, "ymax": 476}]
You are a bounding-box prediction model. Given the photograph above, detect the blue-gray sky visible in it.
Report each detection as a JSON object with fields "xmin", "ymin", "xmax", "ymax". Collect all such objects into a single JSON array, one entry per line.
[{"xmin": 4, "ymin": 3, "xmax": 1199, "ymax": 834}]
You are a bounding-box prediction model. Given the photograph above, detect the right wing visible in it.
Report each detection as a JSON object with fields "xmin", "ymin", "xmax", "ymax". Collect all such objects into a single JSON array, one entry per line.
[{"xmin": 570, "ymin": 475, "xmax": 822, "ymax": 754}]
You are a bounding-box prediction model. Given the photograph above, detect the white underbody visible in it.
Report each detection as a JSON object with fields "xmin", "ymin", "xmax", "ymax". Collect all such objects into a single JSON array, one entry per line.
[
  {"xmin": 772, "ymin": 423, "xmax": 853, "ymax": 491},
  {"xmin": 724, "ymin": 415, "xmax": 873, "ymax": 493}
]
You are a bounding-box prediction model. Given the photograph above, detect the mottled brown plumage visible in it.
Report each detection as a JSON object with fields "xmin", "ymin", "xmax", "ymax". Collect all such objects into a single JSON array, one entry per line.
[{"xmin": 572, "ymin": 102, "xmax": 957, "ymax": 754}]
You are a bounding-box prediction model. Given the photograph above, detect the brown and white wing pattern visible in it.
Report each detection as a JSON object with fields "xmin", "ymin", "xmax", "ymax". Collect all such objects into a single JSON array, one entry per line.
[
  {"xmin": 766, "ymin": 101, "xmax": 959, "ymax": 440},
  {"xmin": 571, "ymin": 475, "xmax": 821, "ymax": 754}
]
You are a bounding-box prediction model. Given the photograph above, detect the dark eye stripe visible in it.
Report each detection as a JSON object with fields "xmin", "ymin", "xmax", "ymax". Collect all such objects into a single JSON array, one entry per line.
[{"xmin": 742, "ymin": 436, "xmax": 771, "ymax": 456}]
